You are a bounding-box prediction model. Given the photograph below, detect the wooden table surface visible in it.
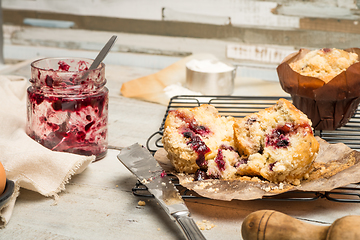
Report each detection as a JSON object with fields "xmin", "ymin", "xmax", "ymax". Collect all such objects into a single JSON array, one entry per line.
[{"xmin": 1, "ymin": 62, "xmax": 360, "ymax": 240}]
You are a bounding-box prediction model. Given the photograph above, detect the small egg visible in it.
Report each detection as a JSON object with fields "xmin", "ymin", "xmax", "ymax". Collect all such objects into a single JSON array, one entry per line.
[{"xmin": 0, "ymin": 161, "xmax": 6, "ymax": 194}]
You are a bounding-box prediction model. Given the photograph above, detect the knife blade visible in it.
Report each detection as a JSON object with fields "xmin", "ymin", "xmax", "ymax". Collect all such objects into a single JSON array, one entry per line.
[{"xmin": 117, "ymin": 143, "xmax": 206, "ymax": 240}]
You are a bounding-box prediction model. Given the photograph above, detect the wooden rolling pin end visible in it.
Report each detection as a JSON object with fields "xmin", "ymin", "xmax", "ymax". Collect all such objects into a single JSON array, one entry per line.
[
  {"xmin": 241, "ymin": 210, "xmax": 329, "ymax": 240},
  {"xmin": 326, "ymin": 215, "xmax": 360, "ymax": 240}
]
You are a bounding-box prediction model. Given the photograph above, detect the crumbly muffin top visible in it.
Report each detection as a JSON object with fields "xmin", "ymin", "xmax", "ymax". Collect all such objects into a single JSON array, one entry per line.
[{"xmin": 289, "ymin": 48, "xmax": 358, "ymax": 83}]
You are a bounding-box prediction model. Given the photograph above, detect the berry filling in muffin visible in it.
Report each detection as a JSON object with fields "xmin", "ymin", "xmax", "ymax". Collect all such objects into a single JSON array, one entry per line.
[
  {"xmin": 233, "ymin": 99, "xmax": 319, "ymax": 184},
  {"xmin": 162, "ymin": 99, "xmax": 320, "ymax": 185},
  {"xmin": 162, "ymin": 104, "xmax": 236, "ymax": 176}
]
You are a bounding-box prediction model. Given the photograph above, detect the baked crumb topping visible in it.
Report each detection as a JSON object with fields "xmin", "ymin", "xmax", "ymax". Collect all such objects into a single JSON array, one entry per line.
[{"xmin": 289, "ymin": 48, "xmax": 358, "ymax": 83}]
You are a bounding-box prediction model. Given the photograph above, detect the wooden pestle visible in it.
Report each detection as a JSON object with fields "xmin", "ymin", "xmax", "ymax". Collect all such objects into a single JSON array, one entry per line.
[
  {"xmin": 241, "ymin": 210, "xmax": 329, "ymax": 240},
  {"xmin": 241, "ymin": 210, "xmax": 360, "ymax": 240},
  {"xmin": 326, "ymin": 215, "xmax": 360, "ymax": 240}
]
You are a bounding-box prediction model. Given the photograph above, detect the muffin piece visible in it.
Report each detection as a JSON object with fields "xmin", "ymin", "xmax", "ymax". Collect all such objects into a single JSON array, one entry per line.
[
  {"xmin": 289, "ymin": 48, "xmax": 358, "ymax": 83},
  {"xmin": 162, "ymin": 104, "xmax": 237, "ymax": 177},
  {"xmin": 233, "ymin": 99, "xmax": 320, "ymax": 185}
]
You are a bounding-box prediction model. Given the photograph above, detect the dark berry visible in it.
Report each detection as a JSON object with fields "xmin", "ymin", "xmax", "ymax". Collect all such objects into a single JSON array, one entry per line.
[
  {"xmin": 52, "ymin": 100, "xmax": 62, "ymax": 111},
  {"xmin": 85, "ymin": 121, "xmax": 95, "ymax": 132},
  {"xmin": 246, "ymin": 117, "xmax": 257, "ymax": 125},
  {"xmin": 76, "ymin": 131, "xmax": 86, "ymax": 142},
  {"xmin": 235, "ymin": 157, "xmax": 248, "ymax": 167},
  {"xmin": 45, "ymin": 75, "xmax": 54, "ymax": 87},
  {"xmin": 196, "ymin": 154, "xmax": 207, "ymax": 168},
  {"xmin": 181, "ymin": 128, "xmax": 210, "ymax": 168},
  {"xmin": 175, "ymin": 111, "xmax": 211, "ymax": 137},
  {"xmin": 187, "ymin": 135, "xmax": 209, "ymax": 154},
  {"xmin": 215, "ymin": 149, "xmax": 226, "ymax": 171},
  {"xmin": 220, "ymin": 144, "xmax": 235, "ymax": 151},
  {"xmin": 190, "ymin": 123, "xmax": 210, "ymax": 136},
  {"xmin": 258, "ymin": 145, "xmax": 264, "ymax": 154},
  {"xmin": 194, "ymin": 170, "xmax": 209, "ymax": 181},
  {"xmin": 183, "ymin": 131, "xmax": 193, "ymax": 139},
  {"xmin": 58, "ymin": 61, "xmax": 71, "ymax": 71},
  {"xmin": 269, "ymin": 162, "xmax": 277, "ymax": 171},
  {"xmin": 266, "ymin": 124, "xmax": 291, "ymax": 149},
  {"xmin": 276, "ymin": 139, "xmax": 289, "ymax": 148}
]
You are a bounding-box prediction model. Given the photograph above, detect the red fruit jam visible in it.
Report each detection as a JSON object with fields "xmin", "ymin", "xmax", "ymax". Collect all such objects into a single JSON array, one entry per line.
[
  {"xmin": 181, "ymin": 130, "xmax": 210, "ymax": 168},
  {"xmin": 175, "ymin": 111, "xmax": 212, "ymax": 168},
  {"xmin": 175, "ymin": 111, "xmax": 211, "ymax": 137},
  {"xmin": 265, "ymin": 123, "xmax": 312, "ymax": 149},
  {"xmin": 26, "ymin": 58, "xmax": 108, "ymax": 160},
  {"xmin": 215, "ymin": 149, "xmax": 226, "ymax": 171}
]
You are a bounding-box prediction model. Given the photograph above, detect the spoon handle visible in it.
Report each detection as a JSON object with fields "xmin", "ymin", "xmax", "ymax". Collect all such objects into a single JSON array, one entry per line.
[{"xmin": 89, "ymin": 35, "xmax": 118, "ymax": 70}]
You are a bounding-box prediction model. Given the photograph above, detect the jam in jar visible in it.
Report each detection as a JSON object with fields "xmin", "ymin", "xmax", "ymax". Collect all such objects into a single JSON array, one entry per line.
[{"xmin": 26, "ymin": 58, "xmax": 108, "ymax": 160}]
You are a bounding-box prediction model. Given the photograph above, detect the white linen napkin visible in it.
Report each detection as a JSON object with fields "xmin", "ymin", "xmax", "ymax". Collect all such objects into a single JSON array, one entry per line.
[{"xmin": 0, "ymin": 75, "xmax": 94, "ymax": 228}]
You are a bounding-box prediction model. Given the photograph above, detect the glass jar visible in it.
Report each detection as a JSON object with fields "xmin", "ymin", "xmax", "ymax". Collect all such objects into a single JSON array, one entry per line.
[{"xmin": 26, "ymin": 57, "xmax": 108, "ymax": 160}]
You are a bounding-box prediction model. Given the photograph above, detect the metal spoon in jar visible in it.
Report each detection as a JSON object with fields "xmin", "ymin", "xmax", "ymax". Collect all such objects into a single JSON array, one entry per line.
[{"xmin": 82, "ymin": 35, "xmax": 118, "ymax": 79}]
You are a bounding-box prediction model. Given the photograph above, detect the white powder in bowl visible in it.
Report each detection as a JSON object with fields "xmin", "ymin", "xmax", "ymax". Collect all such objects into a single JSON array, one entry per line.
[{"xmin": 186, "ymin": 59, "xmax": 234, "ymax": 73}]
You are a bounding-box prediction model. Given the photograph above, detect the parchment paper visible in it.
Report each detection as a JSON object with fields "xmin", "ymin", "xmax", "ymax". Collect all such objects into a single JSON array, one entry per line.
[
  {"xmin": 120, "ymin": 53, "xmax": 217, "ymax": 105},
  {"xmin": 154, "ymin": 137, "xmax": 360, "ymax": 201}
]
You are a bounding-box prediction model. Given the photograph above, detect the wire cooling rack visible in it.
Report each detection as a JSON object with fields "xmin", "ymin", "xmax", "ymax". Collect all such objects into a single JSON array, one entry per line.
[{"xmin": 141, "ymin": 95, "xmax": 360, "ymax": 203}]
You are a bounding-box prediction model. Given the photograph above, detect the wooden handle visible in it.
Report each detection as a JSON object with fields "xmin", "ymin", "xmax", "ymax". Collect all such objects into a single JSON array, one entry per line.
[
  {"xmin": 326, "ymin": 215, "xmax": 360, "ymax": 240},
  {"xmin": 241, "ymin": 210, "xmax": 329, "ymax": 240}
]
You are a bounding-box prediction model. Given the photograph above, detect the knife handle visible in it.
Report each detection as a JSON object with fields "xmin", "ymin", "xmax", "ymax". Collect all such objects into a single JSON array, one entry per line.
[{"xmin": 173, "ymin": 212, "xmax": 206, "ymax": 240}]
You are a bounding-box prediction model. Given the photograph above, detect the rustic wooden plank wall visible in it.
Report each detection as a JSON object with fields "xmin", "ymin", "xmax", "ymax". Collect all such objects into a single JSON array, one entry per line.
[{"xmin": 1, "ymin": 0, "xmax": 360, "ymax": 68}]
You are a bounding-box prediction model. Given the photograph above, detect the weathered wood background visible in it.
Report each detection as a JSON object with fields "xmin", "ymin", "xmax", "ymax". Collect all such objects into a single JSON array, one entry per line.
[{"xmin": 2, "ymin": 0, "xmax": 360, "ymax": 69}]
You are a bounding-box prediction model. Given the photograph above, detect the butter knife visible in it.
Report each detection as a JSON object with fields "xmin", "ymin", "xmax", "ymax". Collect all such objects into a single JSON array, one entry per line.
[{"xmin": 117, "ymin": 143, "xmax": 206, "ymax": 240}]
